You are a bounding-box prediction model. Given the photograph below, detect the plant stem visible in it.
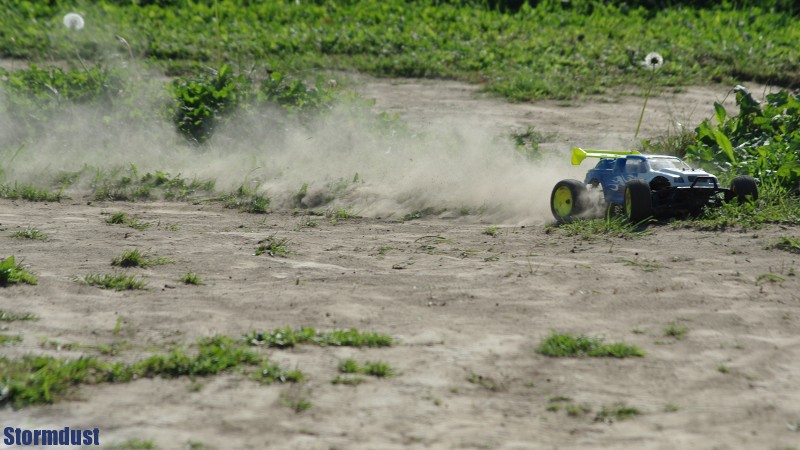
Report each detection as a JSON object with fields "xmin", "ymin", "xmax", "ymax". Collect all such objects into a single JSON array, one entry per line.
[{"xmin": 634, "ymin": 72, "xmax": 655, "ymax": 139}]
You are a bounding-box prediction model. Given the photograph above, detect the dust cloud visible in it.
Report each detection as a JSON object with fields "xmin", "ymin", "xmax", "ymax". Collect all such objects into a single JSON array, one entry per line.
[{"xmin": 0, "ymin": 81, "xmax": 583, "ymax": 225}]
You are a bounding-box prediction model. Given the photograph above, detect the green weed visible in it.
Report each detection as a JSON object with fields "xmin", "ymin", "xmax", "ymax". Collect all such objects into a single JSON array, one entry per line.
[
  {"xmin": 106, "ymin": 212, "xmax": 151, "ymax": 230},
  {"xmin": 251, "ymin": 362, "xmax": 304, "ymax": 385},
  {"xmin": 221, "ymin": 184, "xmax": 270, "ymax": 214},
  {"xmin": 770, "ymin": 237, "xmax": 800, "ymax": 254},
  {"xmin": 664, "ymin": 323, "xmax": 688, "ymax": 340},
  {"xmin": 81, "ymin": 274, "xmax": 147, "ymax": 291},
  {"xmin": 107, "ymin": 440, "xmax": 157, "ymax": 450},
  {"xmin": 0, "ymin": 335, "xmax": 22, "ymax": 345},
  {"xmin": 0, "ymin": 183, "xmax": 62, "ymax": 202},
  {"xmin": 756, "ymin": 273, "xmax": 785, "ymax": 284},
  {"xmin": 331, "ymin": 375, "xmax": 365, "ymax": 386},
  {"xmin": 0, "ymin": 310, "xmax": 37, "ymax": 321},
  {"xmin": 10, "ymin": 226, "xmax": 47, "ymax": 240},
  {"xmin": 484, "ymin": 226, "xmax": 499, "ymax": 237},
  {"xmin": 245, "ymin": 327, "xmax": 393, "ymax": 348},
  {"xmin": 595, "ymin": 404, "xmax": 641, "ymax": 423},
  {"xmin": 466, "ymin": 373, "xmax": 504, "ymax": 392},
  {"xmin": 537, "ymin": 332, "xmax": 644, "ymax": 358},
  {"xmin": 255, "ymin": 236, "xmax": 289, "ymax": 256},
  {"xmin": 338, "ymin": 359, "xmax": 394, "ymax": 378},
  {"xmin": 111, "ymin": 249, "xmax": 174, "ymax": 268},
  {"xmin": 0, "ymin": 256, "xmax": 38, "ymax": 286},
  {"xmin": 179, "ymin": 272, "xmax": 203, "ymax": 285},
  {"xmin": 553, "ymin": 216, "xmax": 648, "ymax": 240}
]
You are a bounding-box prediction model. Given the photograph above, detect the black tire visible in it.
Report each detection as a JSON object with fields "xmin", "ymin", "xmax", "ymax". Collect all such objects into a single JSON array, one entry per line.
[
  {"xmin": 727, "ymin": 175, "xmax": 758, "ymax": 204},
  {"xmin": 550, "ymin": 179, "xmax": 588, "ymax": 223},
  {"xmin": 624, "ymin": 179, "xmax": 653, "ymax": 223}
]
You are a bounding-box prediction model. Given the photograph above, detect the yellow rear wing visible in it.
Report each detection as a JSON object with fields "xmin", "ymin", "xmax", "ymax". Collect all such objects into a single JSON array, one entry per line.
[{"xmin": 571, "ymin": 147, "xmax": 640, "ymax": 166}]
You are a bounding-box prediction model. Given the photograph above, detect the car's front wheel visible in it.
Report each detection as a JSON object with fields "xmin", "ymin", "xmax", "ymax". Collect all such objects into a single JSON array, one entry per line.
[{"xmin": 624, "ymin": 179, "xmax": 653, "ymax": 223}]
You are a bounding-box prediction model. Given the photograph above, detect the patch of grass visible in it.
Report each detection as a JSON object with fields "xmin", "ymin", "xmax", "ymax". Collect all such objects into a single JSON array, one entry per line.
[
  {"xmin": 566, "ymin": 404, "xmax": 592, "ymax": 417},
  {"xmin": 595, "ymin": 404, "xmax": 641, "ymax": 423},
  {"xmin": 466, "ymin": 372, "xmax": 504, "ymax": 392},
  {"xmin": 0, "ymin": 309, "xmax": 37, "ymax": 321},
  {"xmin": 281, "ymin": 388, "xmax": 312, "ymax": 413},
  {"xmin": 328, "ymin": 209, "xmax": 358, "ymax": 220},
  {"xmin": 718, "ymin": 365, "xmax": 731, "ymax": 374},
  {"xmin": 664, "ymin": 323, "xmax": 688, "ymax": 340},
  {"xmin": 221, "ymin": 184, "xmax": 270, "ymax": 214},
  {"xmin": 338, "ymin": 359, "xmax": 394, "ymax": 378},
  {"xmin": 484, "ymin": 226, "xmax": 499, "ymax": 237},
  {"xmin": 81, "ymin": 274, "xmax": 147, "ymax": 291},
  {"xmin": 0, "ymin": 183, "xmax": 62, "ymax": 202},
  {"xmin": 679, "ymin": 182, "xmax": 800, "ymax": 231},
  {"xmin": 106, "ymin": 212, "xmax": 152, "ymax": 230},
  {"xmin": 756, "ymin": 273, "xmax": 785, "ymax": 284},
  {"xmin": 537, "ymin": 332, "xmax": 645, "ymax": 358},
  {"xmin": 179, "ymin": 272, "xmax": 203, "ymax": 285},
  {"xmin": 0, "ymin": 256, "xmax": 38, "ymax": 286},
  {"xmin": 10, "ymin": 226, "xmax": 47, "ymax": 240},
  {"xmin": 770, "ymin": 236, "xmax": 800, "ymax": 254},
  {"xmin": 331, "ymin": 375, "xmax": 365, "ymax": 386},
  {"xmin": 553, "ymin": 216, "xmax": 648, "ymax": 240},
  {"xmin": 251, "ymin": 361, "xmax": 305, "ymax": 384},
  {"xmin": 255, "ymin": 235, "xmax": 290, "ymax": 256},
  {"xmin": 623, "ymin": 257, "xmax": 662, "ymax": 272},
  {"xmin": 245, "ymin": 327, "xmax": 393, "ymax": 348},
  {"xmin": 107, "ymin": 439, "xmax": 157, "ymax": 450},
  {"xmin": 0, "ymin": 334, "xmax": 22, "ymax": 345},
  {"xmin": 111, "ymin": 249, "xmax": 175, "ymax": 268}
]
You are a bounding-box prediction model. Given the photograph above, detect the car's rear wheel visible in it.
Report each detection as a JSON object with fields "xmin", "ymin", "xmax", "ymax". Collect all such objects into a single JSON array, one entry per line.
[
  {"xmin": 550, "ymin": 179, "xmax": 588, "ymax": 223},
  {"xmin": 727, "ymin": 175, "xmax": 758, "ymax": 204},
  {"xmin": 624, "ymin": 179, "xmax": 653, "ymax": 223}
]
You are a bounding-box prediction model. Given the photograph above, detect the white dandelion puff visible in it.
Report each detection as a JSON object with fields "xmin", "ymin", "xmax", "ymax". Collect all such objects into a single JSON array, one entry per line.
[
  {"xmin": 63, "ymin": 13, "xmax": 85, "ymax": 31},
  {"xmin": 643, "ymin": 52, "xmax": 663, "ymax": 71}
]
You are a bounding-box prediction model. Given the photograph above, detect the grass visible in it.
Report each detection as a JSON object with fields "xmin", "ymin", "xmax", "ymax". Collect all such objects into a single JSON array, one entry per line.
[
  {"xmin": 552, "ymin": 216, "xmax": 649, "ymax": 240},
  {"xmin": 623, "ymin": 257, "xmax": 662, "ymax": 272},
  {"xmin": 280, "ymin": 388, "xmax": 312, "ymax": 413},
  {"xmin": 0, "ymin": 309, "xmax": 37, "ymax": 321},
  {"xmin": 484, "ymin": 226, "xmax": 499, "ymax": 237},
  {"xmin": 331, "ymin": 375, "xmax": 366, "ymax": 386},
  {"xmin": 0, "ymin": 183, "xmax": 62, "ymax": 202},
  {"xmin": 0, "ymin": 336, "xmax": 299, "ymax": 408},
  {"xmin": 466, "ymin": 373, "xmax": 504, "ymax": 392},
  {"xmin": 678, "ymin": 182, "xmax": 800, "ymax": 230},
  {"xmin": 107, "ymin": 440, "xmax": 157, "ymax": 450},
  {"xmin": 106, "ymin": 212, "xmax": 152, "ymax": 230},
  {"xmin": 770, "ymin": 236, "xmax": 800, "ymax": 254},
  {"xmin": 81, "ymin": 274, "xmax": 147, "ymax": 291},
  {"xmin": 111, "ymin": 249, "xmax": 175, "ymax": 268},
  {"xmin": 595, "ymin": 404, "xmax": 641, "ymax": 423},
  {"xmin": 338, "ymin": 359, "xmax": 394, "ymax": 378},
  {"xmin": 537, "ymin": 332, "xmax": 645, "ymax": 358},
  {"xmin": 255, "ymin": 235, "xmax": 290, "ymax": 256},
  {"xmin": 179, "ymin": 272, "xmax": 203, "ymax": 285},
  {"xmin": 664, "ymin": 322, "xmax": 688, "ymax": 340},
  {"xmin": 0, "ymin": 334, "xmax": 22, "ymax": 345},
  {"xmin": 251, "ymin": 362, "xmax": 305, "ymax": 385},
  {"xmin": 221, "ymin": 184, "xmax": 270, "ymax": 214},
  {"xmin": 10, "ymin": 226, "xmax": 47, "ymax": 240},
  {"xmin": 0, "ymin": 256, "xmax": 38, "ymax": 286},
  {"xmin": 245, "ymin": 327, "xmax": 393, "ymax": 348}
]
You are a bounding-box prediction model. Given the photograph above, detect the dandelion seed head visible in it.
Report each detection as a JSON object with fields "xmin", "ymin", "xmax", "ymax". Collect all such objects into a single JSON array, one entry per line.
[
  {"xmin": 643, "ymin": 52, "xmax": 664, "ymax": 71},
  {"xmin": 63, "ymin": 12, "xmax": 85, "ymax": 31}
]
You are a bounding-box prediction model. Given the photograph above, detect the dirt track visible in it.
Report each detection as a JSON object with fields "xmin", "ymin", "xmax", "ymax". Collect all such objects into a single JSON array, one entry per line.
[{"xmin": 2, "ymin": 79, "xmax": 800, "ymax": 449}]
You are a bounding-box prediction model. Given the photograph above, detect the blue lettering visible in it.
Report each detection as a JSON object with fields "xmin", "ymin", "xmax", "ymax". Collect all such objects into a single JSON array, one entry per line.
[
  {"xmin": 71, "ymin": 429, "xmax": 81, "ymax": 445},
  {"xmin": 21, "ymin": 429, "xmax": 32, "ymax": 445},
  {"xmin": 93, "ymin": 428, "xmax": 100, "ymax": 445},
  {"xmin": 3, "ymin": 427, "xmax": 13, "ymax": 445},
  {"xmin": 41, "ymin": 429, "xmax": 57, "ymax": 445},
  {"xmin": 59, "ymin": 427, "xmax": 69, "ymax": 445}
]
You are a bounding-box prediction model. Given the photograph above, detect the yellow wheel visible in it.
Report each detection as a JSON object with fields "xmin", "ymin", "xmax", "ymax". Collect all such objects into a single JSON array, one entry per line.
[{"xmin": 550, "ymin": 179, "xmax": 588, "ymax": 223}]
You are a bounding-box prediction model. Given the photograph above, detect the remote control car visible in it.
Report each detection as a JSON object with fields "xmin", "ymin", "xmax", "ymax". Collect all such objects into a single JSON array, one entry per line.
[{"xmin": 550, "ymin": 147, "xmax": 758, "ymax": 223}]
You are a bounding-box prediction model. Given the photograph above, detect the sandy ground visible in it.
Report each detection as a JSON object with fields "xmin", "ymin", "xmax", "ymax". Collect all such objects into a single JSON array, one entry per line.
[{"xmin": 2, "ymin": 78, "xmax": 800, "ymax": 449}]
